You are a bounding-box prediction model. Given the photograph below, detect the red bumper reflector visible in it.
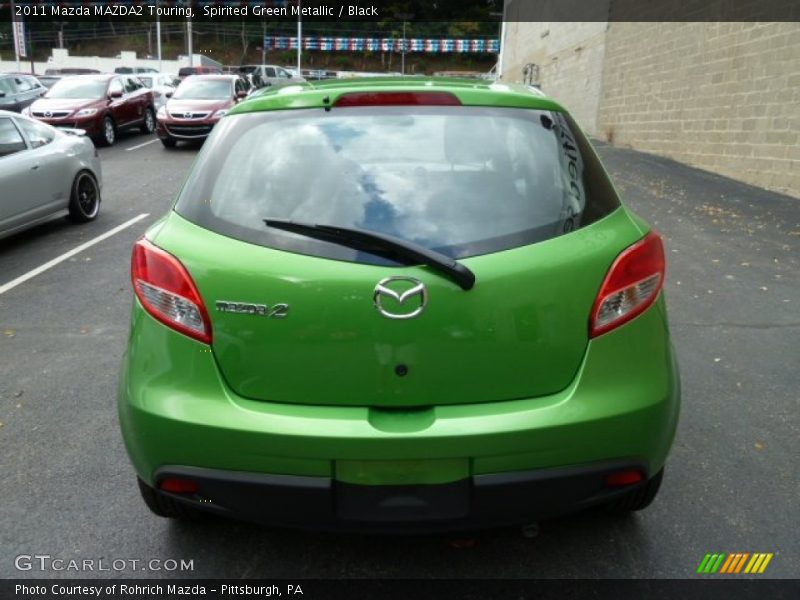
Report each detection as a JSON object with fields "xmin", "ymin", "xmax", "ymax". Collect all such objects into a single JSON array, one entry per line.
[
  {"xmin": 159, "ymin": 478, "xmax": 199, "ymax": 494},
  {"xmin": 333, "ymin": 91, "xmax": 462, "ymax": 107},
  {"xmin": 606, "ymin": 470, "xmax": 645, "ymax": 487}
]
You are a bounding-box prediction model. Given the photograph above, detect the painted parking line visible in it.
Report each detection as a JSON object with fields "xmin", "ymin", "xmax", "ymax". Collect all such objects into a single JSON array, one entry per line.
[
  {"xmin": 126, "ymin": 139, "xmax": 160, "ymax": 152},
  {"xmin": 0, "ymin": 213, "xmax": 150, "ymax": 296}
]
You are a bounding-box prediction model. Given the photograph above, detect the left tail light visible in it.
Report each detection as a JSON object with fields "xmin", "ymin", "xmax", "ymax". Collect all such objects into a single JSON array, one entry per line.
[
  {"xmin": 589, "ymin": 231, "xmax": 665, "ymax": 338},
  {"xmin": 131, "ymin": 238, "xmax": 212, "ymax": 344}
]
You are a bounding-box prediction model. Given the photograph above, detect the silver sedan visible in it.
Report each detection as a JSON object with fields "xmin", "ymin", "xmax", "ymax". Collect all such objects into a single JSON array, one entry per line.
[{"xmin": 0, "ymin": 110, "xmax": 102, "ymax": 240}]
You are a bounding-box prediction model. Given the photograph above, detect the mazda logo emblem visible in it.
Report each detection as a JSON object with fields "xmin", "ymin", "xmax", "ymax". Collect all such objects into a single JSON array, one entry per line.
[
  {"xmin": 184, "ymin": 112, "xmax": 193, "ymax": 119},
  {"xmin": 44, "ymin": 111, "xmax": 52, "ymax": 118},
  {"xmin": 373, "ymin": 277, "xmax": 427, "ymax": 320}
]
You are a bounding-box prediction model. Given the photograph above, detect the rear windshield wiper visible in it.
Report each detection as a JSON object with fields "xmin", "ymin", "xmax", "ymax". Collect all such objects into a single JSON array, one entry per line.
[{"xmin": 264, "ymin": 218, "xmax": 475, "ymax": 291}]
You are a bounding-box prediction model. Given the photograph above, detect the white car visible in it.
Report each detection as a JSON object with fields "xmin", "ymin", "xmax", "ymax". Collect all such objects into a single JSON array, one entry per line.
[
  {"xmin": 237, "ymin": 65, "xmax": 305, "ymax": 89},
  {"xmin": 136, "ymin": 73, "xmax": 179, "ymax": 110},
  {"xmin": 0, "ymin": 110, "xmax": 102, "ymax": 240}
]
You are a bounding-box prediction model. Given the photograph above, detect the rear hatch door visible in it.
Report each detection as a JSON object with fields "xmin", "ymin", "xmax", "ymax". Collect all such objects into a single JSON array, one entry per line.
[{"xmin": 155, "ymin": 209, "xmax": 642, "ymax": 407}]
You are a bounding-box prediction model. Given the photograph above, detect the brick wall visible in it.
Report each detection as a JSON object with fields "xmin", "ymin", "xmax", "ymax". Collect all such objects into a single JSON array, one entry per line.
[{"xmin": 598, "ymin": 22, "xmax": 799, "ymax": 198}]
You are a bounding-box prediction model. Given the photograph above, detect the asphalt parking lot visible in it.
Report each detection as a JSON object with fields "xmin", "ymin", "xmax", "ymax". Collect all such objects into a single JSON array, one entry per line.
[{"xmin": 0, "ymin": 131, "xmax": 797, "ymax": 579}]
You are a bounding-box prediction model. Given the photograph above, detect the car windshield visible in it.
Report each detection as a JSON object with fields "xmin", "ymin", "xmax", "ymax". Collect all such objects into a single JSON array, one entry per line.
[
  {"xmin": 173, "ymin": 79, "xmax": 230, "ymax": 100},
  {"xmin": 176, "ymin": 106, "xmax": 620, "ymax": 264},
  {"xmin": 138, "ymin": 77, "xmax": 154, "ymax": 88},
  {"xmin": 0, "ymin": 78, "xmax": 14, "ymax": 94},
  {"xmin": 46, "ymin": 78, "xmax": 107, "ymax": 99}
]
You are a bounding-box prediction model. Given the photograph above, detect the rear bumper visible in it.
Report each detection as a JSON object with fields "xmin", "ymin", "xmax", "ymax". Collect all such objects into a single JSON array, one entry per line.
[
  {"xmin": 119, "ymin": 297, "xmax": 680, "ymax": 528},
  {"xmin": 153, "ymin": 460, "xmax": 650, "ymax": 532}
]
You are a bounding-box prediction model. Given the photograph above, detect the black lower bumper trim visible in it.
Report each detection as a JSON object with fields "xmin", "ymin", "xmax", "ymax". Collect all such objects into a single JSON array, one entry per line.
[{"xmin": 153, "ymin": 460, "xmax": 649, "ymax": 532}]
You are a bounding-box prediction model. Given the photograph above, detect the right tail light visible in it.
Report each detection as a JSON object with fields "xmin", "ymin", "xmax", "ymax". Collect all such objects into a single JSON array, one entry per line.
[{"xmin": 589, "ymin": 231, "xmax": 665, "ymax": 338}]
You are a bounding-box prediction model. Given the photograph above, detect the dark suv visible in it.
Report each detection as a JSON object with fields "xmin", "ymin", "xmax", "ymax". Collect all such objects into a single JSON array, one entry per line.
[
  {"xmin": 24, "ymin": 74, "xmax": 156, "ymax": 146},
  {"xmin": 178, "ymin": 66, "xmax": 222, "ymax": 79},
  {"xmin": 115, "ymin": 67, "xmax": 160, "ymax": 75},
  {"xmin": 0, "ymin": 73, "xmax": 48, "ymax": 112}
]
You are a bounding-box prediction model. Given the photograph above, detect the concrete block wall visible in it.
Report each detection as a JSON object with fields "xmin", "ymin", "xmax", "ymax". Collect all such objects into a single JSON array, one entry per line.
[
  {"xmin": 501, "ymin": 22, "xmax": 608, "ymax": 135},
  {"xmin": 597, "ymin": 22, "xmax": 800, "ymax": 197},
  {"xmin": 499, "ymin": 16, "xmax": 800, "ymax": 198}
]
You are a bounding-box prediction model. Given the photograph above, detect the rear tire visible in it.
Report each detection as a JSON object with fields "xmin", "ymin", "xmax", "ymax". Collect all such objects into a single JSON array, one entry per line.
[
  {"xmin": 604, "ymin": 469, "xmax": 663, "ymax": 514},
  {"xmin": 97, "ymin": 116, "xmax": 116, "ymax": 147},
  {"xmin": 140, "ymin": 107, "xmax": 156, "ymax": 134},
  {"xmin": 67, "ymin": 171, "xmax": 101, "ymax": 223},
  {"xmin": 137, "ymin": 478, "xmax": 206, "ymax": 520},
  {"xmin": 161, "ymin": 137, "xmax": 177, "ymax": 148}
]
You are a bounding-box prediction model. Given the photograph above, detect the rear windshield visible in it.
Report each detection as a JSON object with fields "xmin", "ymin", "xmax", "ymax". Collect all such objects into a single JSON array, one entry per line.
[{"xmin": 175, "ymin": 106, "xmax": 620, "ymax": 264}]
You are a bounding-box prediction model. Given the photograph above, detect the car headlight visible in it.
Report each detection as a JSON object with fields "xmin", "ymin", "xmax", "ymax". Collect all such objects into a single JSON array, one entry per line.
[
  {"xmin": 213, "ymin": 109, "xmax": 228, "ymax": 118},
  {"xmin": 21, "ymin": 106, "xmax": 32, "ymax": 116},
  {"xmin": 157, "ymin": 106, "xmax": 167, "ymax": 118},
  {"xmin": 74, "ymin": 108, "xmax": 98, "ymax": 118}
]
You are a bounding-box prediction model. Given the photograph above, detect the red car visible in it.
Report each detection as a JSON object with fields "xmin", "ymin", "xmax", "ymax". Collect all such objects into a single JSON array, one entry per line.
[
  {"xmin": 156, "ymin": 75, "xmax": 248, "ymax": 148},
  {"xmin": 24, "ymin": 74, "xmax": 156, "ymax": 146}
]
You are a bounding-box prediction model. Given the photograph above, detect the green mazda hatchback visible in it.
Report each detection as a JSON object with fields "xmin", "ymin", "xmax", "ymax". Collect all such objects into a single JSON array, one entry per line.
[{"xmin": 118, "ymin": 78, "xmax": 680, "ymax": 531}]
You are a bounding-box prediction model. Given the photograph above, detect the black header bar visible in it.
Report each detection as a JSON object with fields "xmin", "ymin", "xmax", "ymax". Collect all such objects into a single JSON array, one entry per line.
[{"xmin": 1, "ymin": 0, "xmax": 798, "ymax": 23}]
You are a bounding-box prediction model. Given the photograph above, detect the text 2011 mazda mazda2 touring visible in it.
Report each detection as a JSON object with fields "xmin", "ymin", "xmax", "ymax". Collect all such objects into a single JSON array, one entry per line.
[{"xmin": 118, "ymin": 78, "xmax": 680, "ymax": 531}]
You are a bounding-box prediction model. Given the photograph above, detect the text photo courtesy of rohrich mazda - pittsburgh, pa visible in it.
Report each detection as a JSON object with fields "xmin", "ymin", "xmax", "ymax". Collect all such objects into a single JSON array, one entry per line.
[{"xmin": 0, "ymin": 1, "xmax": 798, "ymax": 599}]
